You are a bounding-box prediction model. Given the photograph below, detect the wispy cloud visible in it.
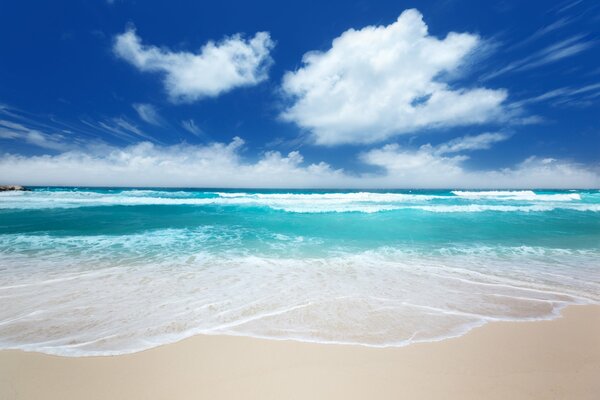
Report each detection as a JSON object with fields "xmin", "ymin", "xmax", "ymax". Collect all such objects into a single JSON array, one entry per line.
[
  {"xmin": 484, "ymin": 35, "xmax": 594, "ymax": 80},
  {"xmin": 432, "ymin": 132, "xmax": 510, "ymax": 155},
  {"xmin": 181, "ymin": 119, "xmax": 202, "ymax": 136},
  {"xmin": 133, "ymin": 103, "xmax": 162, "ymax": 126},
  {"xmin": 0, "ymin": 120, "xmax": 72, "ymax": 151},
  {"xmin": 509, "ymin": 17, "xmax": 574, "ymax": 50},
  {"xmin": 554, "ymin": 0, "xmax": 584, "ymax": 14},
  {"xmin": 78, "ymin": 117, "xmax": 161, "ymax": 145},
  {"xmin": 514, "ymin": 82, "xmax": 600, "ymax": 107},
  {"xmin": 0, "ymin": 104, "xmax": 164, "ymax": 147}
]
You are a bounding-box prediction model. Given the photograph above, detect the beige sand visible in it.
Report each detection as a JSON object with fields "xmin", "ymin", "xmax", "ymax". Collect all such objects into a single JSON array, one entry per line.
[{"xmin": 1, "ymin": 305, "xmax": 599, "ymax": 400}]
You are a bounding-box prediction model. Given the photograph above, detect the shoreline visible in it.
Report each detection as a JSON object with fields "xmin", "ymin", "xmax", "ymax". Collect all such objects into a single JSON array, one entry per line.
[
  {"xmin": 0, "ymin": 299, "xmax": 582, "ymax": 357},
  {"xmin": 1, "ymin": 304, "xmax": 599, "ymax": 399}
]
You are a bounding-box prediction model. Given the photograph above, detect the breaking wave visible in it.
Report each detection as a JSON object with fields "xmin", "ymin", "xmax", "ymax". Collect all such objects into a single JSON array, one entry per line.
[{"xmin": 0, "ymin": 188, "xmax": 598, "ymax": 213}]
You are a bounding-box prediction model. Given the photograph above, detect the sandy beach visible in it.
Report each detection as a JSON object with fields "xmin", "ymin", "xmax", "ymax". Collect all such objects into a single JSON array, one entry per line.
[{"xmin": 0, "ymin": 304, "xmax": 598, "ymax": 400}]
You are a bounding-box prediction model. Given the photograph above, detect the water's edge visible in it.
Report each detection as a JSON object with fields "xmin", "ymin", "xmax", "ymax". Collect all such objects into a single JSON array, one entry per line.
[{"xmin": 3, "ymin": 302, "xmax": 596, "ymax": 358}]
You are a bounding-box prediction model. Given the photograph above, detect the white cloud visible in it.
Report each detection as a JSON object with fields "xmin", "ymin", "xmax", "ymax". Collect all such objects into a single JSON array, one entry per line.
[
  {"xmin": 1, "ymin": 135, "xmax": 597, "ymax": 188},
  {"xmin": 114, "ymin": 29, "xmax": 274, "ymax": 102},
  {"xmin": 281, "ymin": 9, "xmax": 508, "ymax": 145},
  {"xmin": 133, "ymin": 103, "xmax": 162, "ymax": 125}
]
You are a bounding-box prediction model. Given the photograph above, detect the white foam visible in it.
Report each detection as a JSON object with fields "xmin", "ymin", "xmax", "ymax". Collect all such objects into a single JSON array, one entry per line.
[
  {"xmin": 214, "ymin": 192, "xmax": 441, "ymax": 201},
  {"xmin": 452, "ymin": 190, "xmax": 581, "ymax": 201},
  {"xmin": 0, "ymin": 240, "xmax": 598, "ymax": 356},
  {"xmin": 411, "ymin": 204, "xmax": 587, "ymax": 212}
]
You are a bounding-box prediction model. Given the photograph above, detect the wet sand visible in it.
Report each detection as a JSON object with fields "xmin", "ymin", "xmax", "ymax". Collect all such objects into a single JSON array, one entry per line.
[{"xmin": 1, "ymin": 305, "xmax": 599, "ymax": 400}]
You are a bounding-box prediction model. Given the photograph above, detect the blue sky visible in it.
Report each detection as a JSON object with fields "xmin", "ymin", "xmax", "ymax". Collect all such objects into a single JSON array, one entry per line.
[{"xmin": 0, "ymin": 0, "xmax": 599, "ymax": 188}]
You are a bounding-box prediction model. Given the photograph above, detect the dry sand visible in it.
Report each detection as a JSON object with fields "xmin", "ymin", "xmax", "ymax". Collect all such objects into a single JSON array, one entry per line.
[{"xmin": 1, "ymin": 304, "xmax": 599, "ymax": 400}]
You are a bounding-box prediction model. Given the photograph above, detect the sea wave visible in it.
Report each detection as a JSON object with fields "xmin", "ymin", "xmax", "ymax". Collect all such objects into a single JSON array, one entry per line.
[
  {"xmin": 2, "ymin": 188, "xmax": 599, "ymax": 356},
  {"xmin": 1, "ymin": 189, "xmax": 599, "ymax": 213},
  {"xmin": 451, "ymin": 190, "xmax": 581, "ymax": 201}
]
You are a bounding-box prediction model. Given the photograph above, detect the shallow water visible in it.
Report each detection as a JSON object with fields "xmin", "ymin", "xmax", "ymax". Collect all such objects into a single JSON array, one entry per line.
[{"xmin": 1, "ymin": 188, "xmax": 599, "ymax": 355}]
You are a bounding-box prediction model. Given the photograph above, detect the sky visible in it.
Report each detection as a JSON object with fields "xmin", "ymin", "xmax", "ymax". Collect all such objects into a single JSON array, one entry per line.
[{"xmin": 0, "ymin": 0, "xmax": 599, "ymax": 188}]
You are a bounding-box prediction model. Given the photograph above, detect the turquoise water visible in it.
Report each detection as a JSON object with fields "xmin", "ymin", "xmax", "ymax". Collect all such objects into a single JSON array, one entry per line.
[{"xmin": 1, "ymin": 188, "xmax": 599, "ymax": 355}]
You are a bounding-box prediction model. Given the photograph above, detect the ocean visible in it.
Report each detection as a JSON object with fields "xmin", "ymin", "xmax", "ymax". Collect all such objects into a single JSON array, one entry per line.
[{"xmin": 1, "ymin": 187, "xmax": 599, "ymax": 356}]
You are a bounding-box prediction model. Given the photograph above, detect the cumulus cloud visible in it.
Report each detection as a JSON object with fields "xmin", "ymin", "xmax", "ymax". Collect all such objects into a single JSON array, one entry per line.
[
  {"xmin": 360, "ymin": 140, "xmax": 599, "ymax": 188},
  {"xmin": 133, "ymin": 103, "xmax": 162, "ymax": 125},
  {"xmin": 114, "ymin": 28, "xmax": 274, "ymax": 102},
  {"xmin": 361, "ymin": 143, "xmax": 467, "ymax": 183},
  {"xmin": 1, "ymin": 135, "xmax": 597, "ymax": 188},
  {"xmin": 281, "ymin": 9, "xmax": 508, "ymax": 145},
  {"xmin": 0, "ymin": 138, "xmax": 346, "ymax": 188}
]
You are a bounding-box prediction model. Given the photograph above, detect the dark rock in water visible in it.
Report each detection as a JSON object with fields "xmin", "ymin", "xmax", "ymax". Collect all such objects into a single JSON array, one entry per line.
[{"xmin": 0, "ymin": 185, "xmax": 29, "ymax": 191}]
